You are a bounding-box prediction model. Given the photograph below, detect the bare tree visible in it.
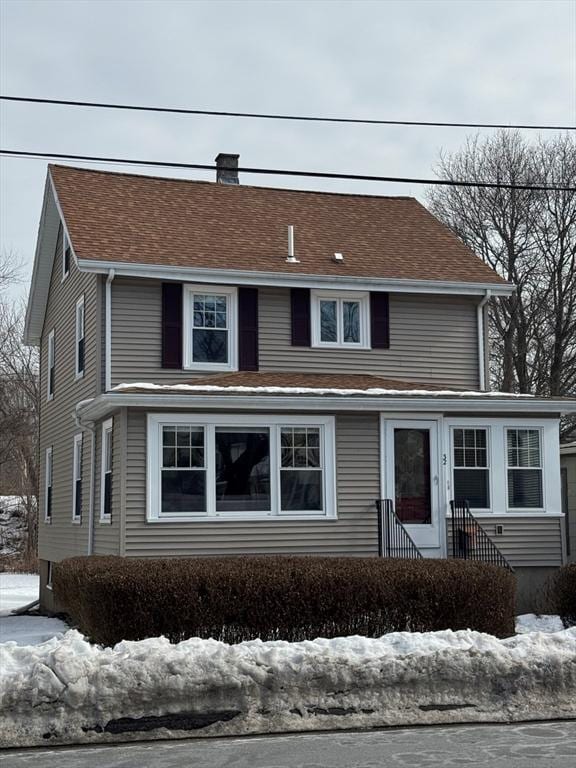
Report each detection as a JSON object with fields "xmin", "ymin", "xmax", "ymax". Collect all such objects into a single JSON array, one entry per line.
[
  {"xmin": 0, "ymin": 250, "xmax": 21, "ymax": 291},
  {"xmin": 0, "ymin": 300, "xmax": 39, "ymax": 564},
  {"xmin": 428, "ymin": 131, "xmax": 576, "ymax": 436}
]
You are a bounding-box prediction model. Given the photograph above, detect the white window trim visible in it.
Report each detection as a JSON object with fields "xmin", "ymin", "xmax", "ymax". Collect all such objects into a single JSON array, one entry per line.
[
  {"xmin": 72, "ymin": 432, "xmax": 83, "ymax": 523},
  {"xmin": 444, "ymin": 418, "xmax": 560, "ymax": 516},
  {"xmin": 62, "ymin": 231, "xmax": 70, "ymax": 281},
  {"xmin": 47, "ymin": 329, "xmax": 55, "ymax": 402},
  {"xmin": 450, "ymin": 426, "xmax": 492, "ymax": 513},
  {"xmin": 146, "ymin": 413, "xmax": 336, "ymax": 522},
  {"xmin": 505, "ymin": 427, "xmax": 545, "ymax": 513},
  {"xmin": 311, "ymin": 290, "xmax": 370, "ymax": 349},
  {"xmin": 183, "ymin": 284, "xmax": 238, "ymax": 372},
  {"xmin": 100, "ymin": 418, "xmax": 113, "ymax": 523},
  {"xmin": 75, "ymin": 295, "xmax": 85, "ymax": 379},
  {"xmin": 44, "ymin": 446, "xmax": 53, "ymax": 523}
]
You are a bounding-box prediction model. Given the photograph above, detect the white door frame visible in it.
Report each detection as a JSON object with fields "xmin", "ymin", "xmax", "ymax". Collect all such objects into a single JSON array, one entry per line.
[{"xmin": 380, "ymin": 414, "xmax": 446, "ymax": 556}]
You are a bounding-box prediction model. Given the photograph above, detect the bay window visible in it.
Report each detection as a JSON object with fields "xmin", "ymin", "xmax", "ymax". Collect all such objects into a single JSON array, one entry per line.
[
  {"xmin": 506, "ymin": 428, "xmax": 543, "ymax": 509},
  {"xmin": 311, "ymin": 291, "xmax": 369, "ymax": 348},
  {"xmin": 100, "ymin": 418, "xmax": 113, "ymax": 521},
  {"xmin": 72, "ymin": 433, "xmax": 83, "ymax": 522},
  {"xmin": 148, "ymin": 415, "xmax": 335, "ymax": 520},
  {"xmin": 183, "ymin": 285, "xmax": 237, "ymax": 370},
  {"xmin": 452, "ymin": 428, "xmax": 490, "ymax": 509}
]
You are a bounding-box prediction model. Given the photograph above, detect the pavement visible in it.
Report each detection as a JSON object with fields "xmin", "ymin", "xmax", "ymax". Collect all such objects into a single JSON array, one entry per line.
[{"xmin": 0, "ymin": 721, "xmax": 575, "ymax": 768}]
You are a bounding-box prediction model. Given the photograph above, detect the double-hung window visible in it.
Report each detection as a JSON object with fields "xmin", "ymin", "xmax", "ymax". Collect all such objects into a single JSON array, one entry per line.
[
  {"xmin": 72, "ymin": 433, "xmax": 83, "ymax": 522},
  {"xmin": 45, "ymin": 447, "xmax": 53, "ymax": 523},
  {"xmin": 47, "ymin": 329, "xmax": 55, "ymax": 401},
  {"xmin": 506, "ymin": 429, "xmax": 543, "ymax": 509},
  {"xmin": 149, "ymin": 415, "xmax": 335, "ymax": 521},
  {"xmin": 452, "ymin": 428, "xmax": 490, "ymax": 510},
  {"xmin": 311, "ymin": 291, "xmax": 369, "ymax": 348},
  {"xmin": 100, "ymin": 418, "xmax": 113, "ymax": 521},
  {"xmin": 75, "ymin": 295, "xmax": 85, "ymax": 378},
  {"xmin": 183, "ymin": 285, "xmax": 237, "ymax": 370}
]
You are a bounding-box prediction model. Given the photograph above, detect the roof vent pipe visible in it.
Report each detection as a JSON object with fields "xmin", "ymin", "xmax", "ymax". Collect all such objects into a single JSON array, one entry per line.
[
  {"xmin": 286, "ymin": 225, "xmax": 300, "ymax": 263},
  {"xmin": 215, "ymin": 153, "xmax": 239, "ymax": 184}
]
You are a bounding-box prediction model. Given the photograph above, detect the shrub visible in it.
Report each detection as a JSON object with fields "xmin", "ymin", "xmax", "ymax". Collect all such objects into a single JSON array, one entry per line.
[
  {"xmin": 54, "ymin": 555, "xmax": 516, "ymax": 646},
  {"xmin": 551, "ymin": 563, "xmax": 576, "ymax": 627}
]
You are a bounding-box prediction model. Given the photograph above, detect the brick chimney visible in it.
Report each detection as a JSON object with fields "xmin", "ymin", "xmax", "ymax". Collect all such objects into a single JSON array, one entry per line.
[{"xmin": 215, "ymin": 153, "xmax": 239, "ymax": 184}]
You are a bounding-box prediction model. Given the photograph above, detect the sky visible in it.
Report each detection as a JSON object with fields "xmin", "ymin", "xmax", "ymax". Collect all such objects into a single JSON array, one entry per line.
[{"xmin": 1, "ymin": 0, "xmax": 575, "ymax": 302}]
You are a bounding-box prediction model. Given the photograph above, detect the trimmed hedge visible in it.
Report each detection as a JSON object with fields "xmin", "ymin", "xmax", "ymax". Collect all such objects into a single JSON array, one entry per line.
[
  {"xmin": 552, "ymin": 563, "xmax": 576, "ymax": 627},
  {"xmin": 54, "ymin": 555, "xmax": 516, "ymax": 646}
]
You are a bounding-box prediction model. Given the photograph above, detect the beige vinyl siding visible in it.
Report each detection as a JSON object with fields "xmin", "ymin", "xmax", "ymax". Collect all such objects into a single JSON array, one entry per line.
[
  {"xmin": 38, "ymin": 226, "xmax": 101, "ymax": 562},
  {"xmin": 446, "ymin": 516, "xmax": 564, "ymax": 568},
  {"xmin": 91, "ymin": 411, "xmax": 123, "ymax": 555},
  {"xmin": 111, "ymin": 279, "xmax": 480, "ymax": 389},
  {"xmin": 123, "ymin": 410, "xmax": 380, "ymax": 557}
]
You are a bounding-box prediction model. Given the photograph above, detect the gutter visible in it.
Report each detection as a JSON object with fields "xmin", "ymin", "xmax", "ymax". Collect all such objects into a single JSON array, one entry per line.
[
  {"xmin": 477, "ymin": 289, "xmax": 492, "ymax": 391},
  {"xmin": 105, "ymin": 269, "xmax": 115, "ymax": 392}
]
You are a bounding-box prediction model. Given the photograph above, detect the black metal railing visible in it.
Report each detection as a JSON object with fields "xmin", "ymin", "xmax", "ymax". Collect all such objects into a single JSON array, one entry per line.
[
  {"xmin": 376, "ymin": 499, "xmax": 423, "ymax": 559},
  {"xmin": 450, "ymin": 500, "xmax": 514, "ymax": 572}
]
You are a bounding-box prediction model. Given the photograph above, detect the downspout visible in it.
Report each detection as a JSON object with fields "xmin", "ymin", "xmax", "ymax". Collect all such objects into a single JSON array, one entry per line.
[
  {"xmin": 105, "ymin": 269, "xmax": 115, "ymax": 392},
  {"xmin": 75, "ymin": 414, "xmax": 96, "ymax": 556},
  {"xmin": 477, "ymin": 290, "xmax": 491, "ymax": 391}
]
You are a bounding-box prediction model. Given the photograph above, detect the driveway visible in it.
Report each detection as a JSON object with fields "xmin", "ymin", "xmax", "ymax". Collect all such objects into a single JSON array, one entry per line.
[{"xmin": 1, "ymin": 721, "xmax": 574, "ymax": 768}]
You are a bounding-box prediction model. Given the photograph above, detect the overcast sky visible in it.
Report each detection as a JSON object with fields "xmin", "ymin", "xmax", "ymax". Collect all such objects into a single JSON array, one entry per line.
[{"xmin": 1, "ymin": 0, "xmax": 574, "ymax": 301}]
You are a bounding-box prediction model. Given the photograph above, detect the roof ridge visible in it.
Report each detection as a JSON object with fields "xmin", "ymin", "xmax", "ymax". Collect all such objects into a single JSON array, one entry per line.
[{"xmin": 48, "ymin": 163, "xmax": 417, "ymax": 202}]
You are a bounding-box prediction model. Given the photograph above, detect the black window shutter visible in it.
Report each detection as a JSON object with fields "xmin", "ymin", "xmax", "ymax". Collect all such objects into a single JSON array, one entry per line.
[
  {"xmin": 370, "ymin": 292, "xmax": 390, "ymax": 349},
  {"xmin": 238, "ymin": 287, "xmax": 259, "ymax": 371},
  {"xmin": 161, "ymin": 283, "xmax": 183, "ymax": 369},
  {"xmin": 291, "ymin": 288, "xmax": 311, "ymax": 346}
]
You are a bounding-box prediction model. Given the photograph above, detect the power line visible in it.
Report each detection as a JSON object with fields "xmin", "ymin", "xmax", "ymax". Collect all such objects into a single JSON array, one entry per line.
[
  {"xmin": 2, "ymin": 149, "xmax": 574, "ymax": 192},
  {"xmin": 1, "ymin": 95, "xmax": 575, "ymax": 132}
]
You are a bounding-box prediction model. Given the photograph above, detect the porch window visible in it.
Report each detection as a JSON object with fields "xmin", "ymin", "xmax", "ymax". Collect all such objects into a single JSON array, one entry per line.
[
  {"xmin": 452, "ymin": 428, "xmax": 490, "ymax": 510},
  {"xmin": 311, "ymin": 291, "xmax": 369, "ymax": 348},
  {"xmin": 183, "ymin": 285, "xmax": 237, "ymax": 371},
  {"xmin": 506, "ymin": 429, "xmax": 543, "ymax": 509},
  {"xmin": 148, "ymin": 415, "xmax": 335, "ymax": 521},
  {"xmin": 45, "ymin": 446, "xmax": 53, "ymax": 523},
  {"xmin": 100, "ymin": 418, "xmax": 113, "ymax": 521}
]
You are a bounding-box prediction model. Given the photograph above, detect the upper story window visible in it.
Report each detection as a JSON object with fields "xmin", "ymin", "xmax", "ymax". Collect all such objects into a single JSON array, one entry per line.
[
  {"xmin": 45, "ymin": 446, "xmax": 53, "ymax": 523},
  {"xmin": 452, "ymin": 428, "xmax": 490, "ymax": 510},
  {"xmin": 75, "ymin": 295, "xmax": 85, "ymax": 378},
  {"xmin": 506, "ymin": 428, "xmax": 543, "ymax": 509},
  {"xmin": 62, "ymin": 232, "xmax": 71, "ymax": 280},
  {"xmin": 72, "ymin": 433, "xmax": 83, "ymax": 523},
  {"xmin": 47, "ymin": 329, "xmax": 55, "ymax": 401},
  {"xmin": 148, "ymin": 414, "xmax": 335, "ymax": 521},
  {"xmin": 183, "ymin": 285, "xmax": 237, "ymax": 371},
  {"xmin": 100, "ymin": 418, "xmax": 113, "ymax": 522},
  {"xmin": 311, "ymin": 291, "xmax": 370, "ymax": 349}
]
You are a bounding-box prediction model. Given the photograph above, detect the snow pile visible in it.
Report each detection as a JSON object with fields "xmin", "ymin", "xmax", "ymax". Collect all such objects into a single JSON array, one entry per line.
[
  {"xmin": 516, "ymin": 614, "xmax": 565, "ymax": 634},
  {"xmin": 1, "ymin": 627, "xmax": 575, "ymax": 748},
  {"xmin": 112, "ymin": 382, "xmax": 536, "ymax": 398},
  {"xmin": 0, "ymin": 496, "xmax": 26, "ymax": 556}
]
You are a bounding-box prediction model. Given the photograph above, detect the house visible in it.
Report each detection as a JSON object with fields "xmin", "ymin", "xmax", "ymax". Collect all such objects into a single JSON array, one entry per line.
[
  {"xmin": 561, "ymin": 442, "xmax": 576, "ymax": 563},
  {"xmin": 25, "ymin": 154, "xmax": 576, "ymax": 614}
]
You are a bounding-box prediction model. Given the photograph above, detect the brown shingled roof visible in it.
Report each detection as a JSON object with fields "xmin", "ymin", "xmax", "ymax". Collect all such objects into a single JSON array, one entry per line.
[{"xmin": 49, "ymin": 164, "xmax": 508, "ymax": 286}]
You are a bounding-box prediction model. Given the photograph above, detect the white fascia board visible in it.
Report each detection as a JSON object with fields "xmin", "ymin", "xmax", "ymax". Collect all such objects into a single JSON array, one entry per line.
[
  {"xmin": 75, "ymin": 258, "xmax": 516, "ymax": 297},
  {"xmin": 75, "ymin": 392, "xmax": 573, "ymax": 423},
  {"xmin": 24, "ymin": 170, "xmax": 81, "ymax": 346}
]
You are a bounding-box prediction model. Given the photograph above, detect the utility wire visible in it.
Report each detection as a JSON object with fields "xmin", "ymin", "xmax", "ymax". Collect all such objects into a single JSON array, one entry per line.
[
  {"xmin": 1, "ymin": 95, "xmax": 575, "ymax": 132},
  {"xmin": 2, "ymin": 149, "xmax": 574, "ymax": 192}
]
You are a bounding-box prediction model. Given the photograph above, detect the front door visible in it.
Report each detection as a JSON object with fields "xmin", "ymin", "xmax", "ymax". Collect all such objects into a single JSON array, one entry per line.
[{"xmin": 384, "ymin": 420, "xmax": 441, "ymax": 555}]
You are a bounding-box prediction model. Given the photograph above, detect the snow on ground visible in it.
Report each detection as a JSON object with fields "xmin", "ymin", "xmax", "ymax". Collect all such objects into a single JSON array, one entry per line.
[
  {"xmin": 1, "ymin": 627, "xmax": 575, "ymax": 748},
  {"xmin": 0, "ymin": 573, "xmax": 67, "ymax": 646},
  {"xmin": 515, "ymin": 614, "xmax": 565, "ymax": 634}
]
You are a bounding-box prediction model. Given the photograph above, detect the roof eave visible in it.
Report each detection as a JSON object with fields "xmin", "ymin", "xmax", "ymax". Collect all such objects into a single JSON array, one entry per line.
[
  {"xmin": 76, "ymin": 391, "xmax": 572, "ymax": 423},
  {"xmin": 76, "ymin": 259, "xmax": 516, "ymax": 297}
]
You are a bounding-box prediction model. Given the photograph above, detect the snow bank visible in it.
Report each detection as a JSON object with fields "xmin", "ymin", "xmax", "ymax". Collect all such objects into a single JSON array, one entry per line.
[
  {"xmin": 516, "ymin": 614, "xmax": 565, "ymax": 634},
  {"xmin": 1, "ymin": 628, "xmax": 575, "ymax": 748}
]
